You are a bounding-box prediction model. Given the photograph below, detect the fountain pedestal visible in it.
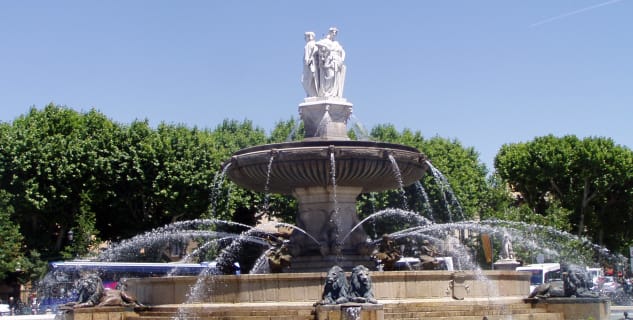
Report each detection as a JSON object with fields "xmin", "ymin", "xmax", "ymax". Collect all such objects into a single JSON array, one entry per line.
[
  {"xmin": 316, "ymin": 303, "xmax": 384, "ymax": 320},
  {"xmin": 299, "ymin": 97, "xmax": 352, "ymax": 141},
  {"xmin": 493, "ymin": 259, "xmax": 521, "ymax": 270},
  {"xmin": 290, "ymin": 186, "xmax": 369, "ymax": 257},
  {"xmin": 226, "ymin": 140, "xmax": 427, "ymax": 269}
]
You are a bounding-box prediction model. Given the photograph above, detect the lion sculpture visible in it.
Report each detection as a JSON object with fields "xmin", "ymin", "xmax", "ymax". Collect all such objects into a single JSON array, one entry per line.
[
  {"xmin": 62, "ymin": 272, "xmax": 141, "ymax": 309},
  {"xmin": 528, "ymin": 267, "xmax": 598, "ymax": 299},
  {"xmin": 317, "ymin": 265, "xmax": 350, "ymax": 305},
  {"xmin": 348, "ymin": 265, "xmax": 378, "ymax": 304}
]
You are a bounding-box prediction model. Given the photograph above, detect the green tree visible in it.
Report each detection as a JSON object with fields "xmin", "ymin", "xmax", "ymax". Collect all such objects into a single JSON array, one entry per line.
[
  {"xmin": 92, "ymin": 119, "xmax": 161, "ymax": 239},
  {"xmin": 3, "ymin": 105, "xmax": 104, "ymax": 259},
  {"xmin": 204, "ymin": 119, "xmax": 268, "ymax": 224},
  {"xmin": 0, "ymin": 190, "xmax": 29, "ymax": 280},
  {"xmin": 267, "ymin": 117, "xmax": 303, "ymax": 143},
  {"xmin": 495, "ymin": 135, "xmax": 633, "ymax": 252},
  {"xmin": 151, "ymin": 124, "xmax": 217, "ymax": 223},
  {"xmin": 363, "ymin": 124, "xmax": 489, "ymax": 222}
]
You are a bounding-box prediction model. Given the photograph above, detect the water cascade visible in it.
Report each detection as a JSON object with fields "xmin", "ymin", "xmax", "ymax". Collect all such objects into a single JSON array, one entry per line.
[{"xmin": 53, "ymin": 28, "xmax": 614, "ymax": 320}]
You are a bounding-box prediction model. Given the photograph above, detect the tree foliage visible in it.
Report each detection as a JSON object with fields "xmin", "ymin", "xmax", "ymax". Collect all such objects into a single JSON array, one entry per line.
[
  {"xmin": 5, "ymin": 105, "xmax": 630, "ymax": 284},
  {"xmin": 0, "ymin": 190, "xmax": 29, "ymax": 280},
  {"xmin": 360, "ymin": 124, "xmax": 490, "ymax": 222},
  {"xmin": 0, "ymin": 105, "xmax": 272, "ymax": 272},
  {"xmin": 495, "ymin": 135, "xmax": 633, "ymax": 253}
]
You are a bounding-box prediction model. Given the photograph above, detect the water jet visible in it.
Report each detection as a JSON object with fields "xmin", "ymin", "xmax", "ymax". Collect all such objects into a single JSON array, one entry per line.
[{"xmin": 53, "ymin": 28, "xmax": 612, "ymax": 320}]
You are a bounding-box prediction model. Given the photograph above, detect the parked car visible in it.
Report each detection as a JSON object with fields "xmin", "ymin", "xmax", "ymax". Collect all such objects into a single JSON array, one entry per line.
[
  {"xmin": 599, "ymin": 276, "xmax": 619, "ymax": 293},
  {"xmin": 0, "ymin": 303, "xmax": 10, "ymax": 315}
]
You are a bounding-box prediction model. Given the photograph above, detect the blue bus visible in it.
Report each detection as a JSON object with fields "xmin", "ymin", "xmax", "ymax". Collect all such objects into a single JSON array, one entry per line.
[{"xmin": 37, "ymin": 261, "xmax": 217, "ymax": 313}]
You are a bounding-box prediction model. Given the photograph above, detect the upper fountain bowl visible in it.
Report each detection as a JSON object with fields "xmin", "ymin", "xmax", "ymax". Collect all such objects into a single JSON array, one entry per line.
[{"xmin": 225, "ymin": 140, "xmax": 428, "ymax": 195}]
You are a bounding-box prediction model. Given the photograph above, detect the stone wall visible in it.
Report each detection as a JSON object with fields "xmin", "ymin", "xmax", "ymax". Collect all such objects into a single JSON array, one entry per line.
[{"xmin": 125, "ymin": 270, "xmax": 531, "ymax": 305}]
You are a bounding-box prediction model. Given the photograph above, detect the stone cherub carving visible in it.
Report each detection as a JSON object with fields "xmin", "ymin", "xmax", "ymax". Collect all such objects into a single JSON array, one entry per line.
[
  {"xmin": 371, "ymin": 234, "xmax": 401, "ymax": 271},
  {"xmin": 302, "ymin": 27, "xmax": 346, "ymax": 98},
  {"xmin": 419, "ymin": 239, "xmax": 441, "ymax": 270},
  {"xmin": 265, "ymin": 238, "xmax": 292, "ymax": 273}
]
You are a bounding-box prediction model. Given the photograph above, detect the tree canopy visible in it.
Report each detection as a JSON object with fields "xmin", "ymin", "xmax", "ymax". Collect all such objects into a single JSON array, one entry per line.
[
  {"xmin": 364, "ymin": 124, "xmax": 490, "ymax": 222},
  {"xmin": 495, "ymin": 135, "xmax": 633, "ymax": 253},
  {"xmin": 2, "ymin": 105, "xmax": 631, "ymax": 283}
]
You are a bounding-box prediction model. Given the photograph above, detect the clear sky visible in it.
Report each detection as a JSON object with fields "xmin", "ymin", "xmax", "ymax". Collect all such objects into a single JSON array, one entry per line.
[{"xmin": 1, "ymin": 1, "xmax": 631, "ymax": 172}]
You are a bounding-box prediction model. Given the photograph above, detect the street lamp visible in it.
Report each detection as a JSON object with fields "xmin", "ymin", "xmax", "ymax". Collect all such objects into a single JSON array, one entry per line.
[{"xmin": 67, "ymin": 230, "xmax": 75, "ymax": 258}]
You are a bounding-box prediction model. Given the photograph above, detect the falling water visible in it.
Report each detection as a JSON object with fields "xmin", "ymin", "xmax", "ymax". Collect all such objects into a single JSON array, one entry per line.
[
  {"xmin": 340, "ymin": 208, "xmax": 432, "ymax": 246},
  {"xmin": 315, "ymin": 108, "xmax": 332, "ymax": 137},
  {"xmin": 96, "ymin": 219, "xmax": 256, "ymax": 262},
  {"xmin": 414, "ymin": 181, "xmax": 435, "ymax": 222},
  {"xmin": 210, "ymin": 163, "xmax": 232, "ymax": 217},
  {"xmin": 387, "ymin": 154, "xmax": 409, "ymax": 210},
  {"xmin": 177, "ymin": 236, "xmax": 236, "ymax": 264},
  {"xmin": 249, "ymin": 251, "xmax": 272, "ymax": 274},
  {"xmin": 388, "ymin": 220, "xmax": 621, "ymax": 266},
  {"xmin": 329, "ymin": 151, "xmax": 341, "ymax": 252},
  {"xmin": 364, "ymin": 192, "xmax": 380, "ymax": 238},
  {"xmin": 342, "ymin": 305, "xmax": 361, "ymax": 320},
  {"xmin": 425, "ymin": 160, "xmax": 464, "ymax": 221},
  {"xmin": 256, "ymin": 152, "xmax": 276, "ymax": 218},
  {"xmin": 286, "ymin": 118, "xmax": 302, "ymax": 142},
  {"xmin": 349, "ymin": 115, "xmax": 371, "ymax": 141},
  {"xmin": 274, "ymin": 222, "xmax": 322, "ymax": 247}
]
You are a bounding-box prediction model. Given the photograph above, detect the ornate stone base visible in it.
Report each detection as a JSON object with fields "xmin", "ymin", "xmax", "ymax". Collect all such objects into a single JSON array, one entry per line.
[
  {"xmin": 286, "ymin": 255, "xmax": 375, "ymax": 273},
  {"xmin": 526, "ymin": 297, "xmax": 611, "ymax": 320},
  {"xmin": 120, "ymin": 271, "xmax": 610, "ymax": 319},
  {"xmin": 290, "ymin": 186, "xmax": 369, "ymax": 257},
  {"xmin": 316, "ymin": 303, "xmax": 384, "ymax": 320},
  {"xmin": 493, "ymin": 259, "xmax": 521, "ymax": 270},
  {"xmin": 299, "ymin": 97, "xmax": 352, "ymax": 141}
]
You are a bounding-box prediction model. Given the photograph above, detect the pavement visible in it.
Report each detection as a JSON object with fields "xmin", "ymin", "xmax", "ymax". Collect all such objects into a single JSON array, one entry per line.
[{"xmin": 610, "ymin": 305, "xmax": 633, "ymax": 320}]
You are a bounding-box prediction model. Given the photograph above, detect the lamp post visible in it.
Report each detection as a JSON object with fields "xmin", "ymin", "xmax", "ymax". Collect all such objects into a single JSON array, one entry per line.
[{"xmin": 67, "ymin": 230, "xmax": 74, "ymax": 258}]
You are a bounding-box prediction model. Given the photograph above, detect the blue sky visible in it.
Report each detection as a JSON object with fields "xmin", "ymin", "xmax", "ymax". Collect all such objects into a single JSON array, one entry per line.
[{"xmin": 1, "ymin": 1, "xmax": 631, "ymax": 171}]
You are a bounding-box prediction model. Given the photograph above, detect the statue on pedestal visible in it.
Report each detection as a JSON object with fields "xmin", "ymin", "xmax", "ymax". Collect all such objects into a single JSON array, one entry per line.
[
  {"xmin": 500, "ymin": 233, "xmax": 514, "ymax": 260},
  {"xmin": 302, "ymin": 27, "xmax": 346, "ymax": 98}
]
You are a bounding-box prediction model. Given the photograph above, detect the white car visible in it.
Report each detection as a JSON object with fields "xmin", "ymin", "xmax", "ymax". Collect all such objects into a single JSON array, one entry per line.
[
  {"xmin": 600, "ymin": 276, "xmax": 619, "ymax": 293},
  {"xmin": 0, "ymin": 303, "xmax": 10, "ymax": 315}
]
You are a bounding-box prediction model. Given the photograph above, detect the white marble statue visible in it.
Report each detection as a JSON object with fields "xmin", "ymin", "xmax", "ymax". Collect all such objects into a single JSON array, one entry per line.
[
  {"xmin": 500, "ymin": 233, "xmax": 515, "ymax": 260},
  {"xmin": 303, "ymin": 27, "xmax": 346, "ymax": 98},
  {"xmin": 302, "ymin": 31, "xmax": 318, "ymax": 97},
  {"xmin": 325, "ymin": 27, "xmax": 346, "ymax": 97}
]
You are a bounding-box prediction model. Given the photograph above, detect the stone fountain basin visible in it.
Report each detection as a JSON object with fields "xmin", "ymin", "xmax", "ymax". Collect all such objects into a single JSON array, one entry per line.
[
  {"xmin": 124, "ymin": 270, "xmax": 531, "ymax": 305},
  {"xmin": 225, "ymin": 140, "xmax": 428, "ymax": 194}
]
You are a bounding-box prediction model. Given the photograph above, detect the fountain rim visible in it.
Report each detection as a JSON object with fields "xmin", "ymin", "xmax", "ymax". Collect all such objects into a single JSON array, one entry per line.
[
  {"xmin": 223, "ymin": 140, "xmax": 428, "ymax": 195},
  {"xmin": 229, "ymin": 140, "xmax": 423, "ymax": 157}
]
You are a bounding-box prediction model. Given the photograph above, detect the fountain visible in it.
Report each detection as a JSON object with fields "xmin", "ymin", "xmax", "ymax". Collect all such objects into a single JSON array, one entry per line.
[{"xmin": 58, "ymin": 28, "xmax": 613, "ymax": 320}]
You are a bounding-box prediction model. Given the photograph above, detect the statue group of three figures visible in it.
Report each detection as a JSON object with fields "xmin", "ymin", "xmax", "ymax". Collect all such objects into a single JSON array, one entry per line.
[{"xmin": 302, "ymin": 27, "xmax": 346, "ymax": 98}]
